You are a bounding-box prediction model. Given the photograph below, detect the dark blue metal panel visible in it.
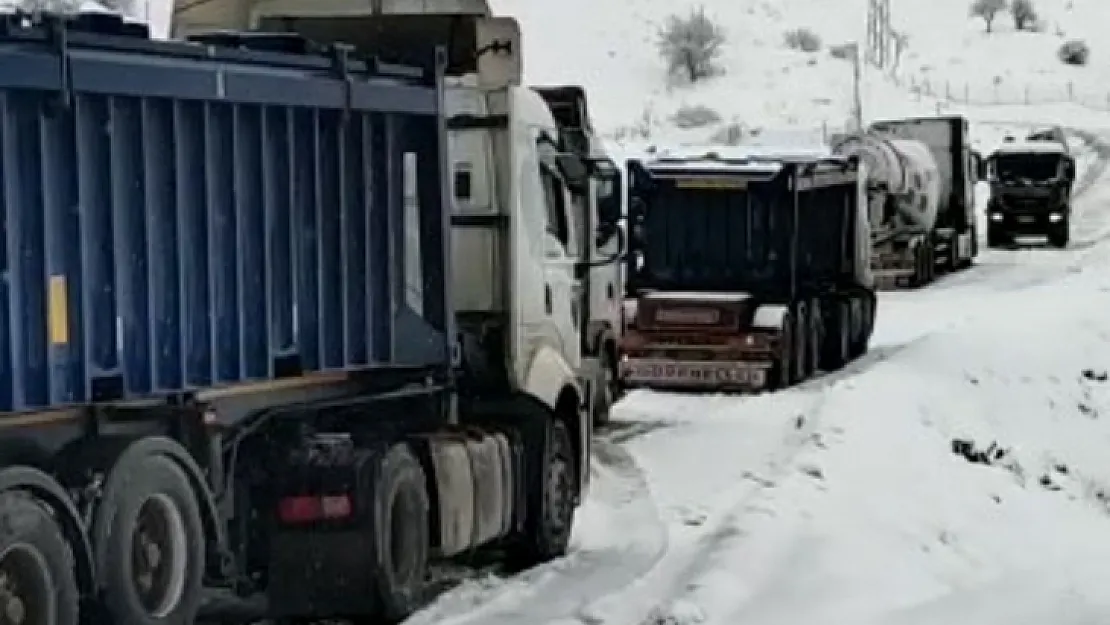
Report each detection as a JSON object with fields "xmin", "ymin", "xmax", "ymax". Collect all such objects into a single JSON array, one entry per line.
[
  {"xmin": 626, "ymin": 159, "xmax": 862, "ymax": 302},
  {"xmin": 0, "ymin": 17, "xmax": 451, "ymax": 413}
]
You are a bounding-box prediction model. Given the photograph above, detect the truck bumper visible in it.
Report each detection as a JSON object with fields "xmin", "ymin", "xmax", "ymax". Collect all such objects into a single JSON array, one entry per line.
[
  {"xmin": 620, "ymin": 357, "xmax": 771, "ymax": 391},
  {"xmin": 988, "ymin": 210, "xmax": 1065, "ymax": 234}
]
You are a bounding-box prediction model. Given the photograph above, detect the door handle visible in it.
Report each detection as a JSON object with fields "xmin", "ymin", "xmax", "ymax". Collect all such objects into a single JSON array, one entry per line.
[{"xmin": 544, "ymin": 284, "xmax": 552, "ymax": 315}]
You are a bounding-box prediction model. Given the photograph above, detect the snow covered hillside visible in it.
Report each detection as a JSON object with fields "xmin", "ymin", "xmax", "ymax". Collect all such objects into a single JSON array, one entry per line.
[{"xmin": 493, "ymin": 0, "xmax": 1110, "ymax": 148}]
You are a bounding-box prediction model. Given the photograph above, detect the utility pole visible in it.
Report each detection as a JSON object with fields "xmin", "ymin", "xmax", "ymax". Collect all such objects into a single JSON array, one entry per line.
[
  {"xmin": 851, "ymin": 42, "xmax": 863, "ymax": 131},
  {"xmin": 865, "ymin": 0, "xmax": 893, "ymax": 72}
]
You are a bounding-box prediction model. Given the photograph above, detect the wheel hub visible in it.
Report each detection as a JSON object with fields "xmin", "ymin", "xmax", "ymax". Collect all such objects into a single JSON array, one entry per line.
[
  {"xmin": 131, "ymin": 494, "xmax": 188, "ymax": 619},
  {"xmin": 0, "ymin": 544, "xmax": 55, "ymax": 625}
]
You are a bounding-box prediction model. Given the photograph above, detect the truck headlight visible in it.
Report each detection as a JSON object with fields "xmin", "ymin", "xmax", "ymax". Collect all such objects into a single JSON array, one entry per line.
[
  {"xmin": 989, "ymin": 212, "xmax": 1003, "ymax": 221},
  {"xmin": 1049, "ymin": 213, "xmax": 1063, "ymax": 222}
]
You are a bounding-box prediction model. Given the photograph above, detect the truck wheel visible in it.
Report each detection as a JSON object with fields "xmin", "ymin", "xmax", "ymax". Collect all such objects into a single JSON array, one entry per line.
[
  {"xmin": 986, "ymin": 225, "xmax": 1008, "ymax": 249},
  {"xmin": 372, "ymin": 444, "xmax": 430, "ymax": 621},
  {"xmin": 923, "ymin": 242, "xmax": 936, "ymax": 284},
  {"xmin": 0, "ymin": 491, "xmax": 79, "ymax": 625},
  {"xmin": 791, "ymin": 302, "xmax": 809, "ymax": 383},
  {"xmin": 805, "ymin": 299, "xmax": 821, "ymax": 377},
  {"xmin": 909, "ymin": 245, "xmax": 927, "ymax": 288},
  {"xmin": 767, "ymin": 314, "xmax": 794, "ymax": 390},
  {"xmin": 92, "ymin": 453, "xmax": 205, "ymax": 625},
  {"xmin": 508, "ymin": 418, "xmax": 576, "ymax": 569},
  {"xmin": 847, "ymin": 295, "xmax": 873, "ymax": 360},
  {"xmin": 818, "ymin": 299, "xmax": 850, "ymax": 371},
  {"xmin": 592, "ymin": 349, "xmax": 619, "ymax": 428},
  {"xmin": 1048, "ymin": 217, "xmax": 1070, "ymax": 248}
]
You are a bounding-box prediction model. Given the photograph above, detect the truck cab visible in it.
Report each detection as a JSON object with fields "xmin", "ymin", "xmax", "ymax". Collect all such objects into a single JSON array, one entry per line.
[
  {"xmin": 985, "ymin": 139, "xmax": 1075, "ymax": 248},
  {"xmin": 531, "ymin": 85, "xmax": 624, "ymax": 425},
  {"xmin": 174, "ymin": 0, "xmax": 625, "ymax": 430}
]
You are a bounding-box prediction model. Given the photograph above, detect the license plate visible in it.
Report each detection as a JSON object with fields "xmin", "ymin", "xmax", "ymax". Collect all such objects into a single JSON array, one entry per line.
[{"xmin": 625, "ymin": 360, "xmax": 766, "ymax": 386}]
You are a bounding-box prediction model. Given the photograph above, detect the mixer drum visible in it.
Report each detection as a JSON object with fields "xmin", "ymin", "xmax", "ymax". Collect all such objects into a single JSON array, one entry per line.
[{"xmin": 831, "ymin": 133, "xmax": 940, "ymax": 232}]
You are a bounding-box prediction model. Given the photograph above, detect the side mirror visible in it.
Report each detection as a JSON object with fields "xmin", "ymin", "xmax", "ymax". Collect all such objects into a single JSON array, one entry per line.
[
  {"xmin": 970, "ymin": 151, "xmax": 984, "ymax": 182},
  {"xmin": 589, "ymin": 158, "xmax": 623, "ymax": 227},
  {"xmin": 556, "ymin": 153, "xmax": 588, "ymax": 194}
]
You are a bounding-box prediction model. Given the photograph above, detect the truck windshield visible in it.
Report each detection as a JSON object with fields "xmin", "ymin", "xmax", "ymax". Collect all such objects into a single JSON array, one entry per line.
[{"xmin": 994, "ymin": 154, "xmax": 1062, "ymax": 182}]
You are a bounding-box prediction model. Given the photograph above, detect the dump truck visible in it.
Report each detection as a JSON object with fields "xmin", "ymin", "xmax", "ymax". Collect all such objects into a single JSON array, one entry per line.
[
  {"xmin": 619, "ymin": 153, "xmax": 876, "ymax": 392},
  {"xmin": 984, "ymin": 138, "xmax": 1075, "ymax": 248},
  {"xmin": 173, "ymin": 1, "xmax": 625, "ymax": 429},
  {"xmin": 0, "ymin": 8, "xmax": 622, "ymax": 625},
  {"xmin": 832, "ymin": 115, "xmax": 979, "ymax": 288}
]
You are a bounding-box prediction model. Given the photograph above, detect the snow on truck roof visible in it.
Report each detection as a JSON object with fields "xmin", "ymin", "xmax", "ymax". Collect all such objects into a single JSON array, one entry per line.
[
  {"xmin": 644, "ymin": 145, "xmax": 843, "ymax": 174},
  {"xmin": 990, "ymin": 140, "xmax": 1069, "ymax": 156}
]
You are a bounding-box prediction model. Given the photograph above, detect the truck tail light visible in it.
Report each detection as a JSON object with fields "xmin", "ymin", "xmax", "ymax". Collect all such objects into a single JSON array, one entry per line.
[{"xmin": 277, "ymin": 494, "xmax": 353, "ymax": 524}]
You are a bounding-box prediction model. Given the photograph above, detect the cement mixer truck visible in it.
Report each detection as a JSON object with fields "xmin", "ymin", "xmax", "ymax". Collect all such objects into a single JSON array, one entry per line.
[{"xmin": 832, "ymin": 115, "xmax": 979, "ymax": 288}]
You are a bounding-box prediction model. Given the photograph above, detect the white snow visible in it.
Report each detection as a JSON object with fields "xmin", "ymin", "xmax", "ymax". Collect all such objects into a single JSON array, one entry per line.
[{"xmin": 400, "ymin": 0, "xmax": 1110, "ymax": 622}]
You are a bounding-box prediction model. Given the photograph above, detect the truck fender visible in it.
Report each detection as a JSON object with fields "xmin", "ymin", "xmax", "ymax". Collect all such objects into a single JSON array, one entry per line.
[
  {"xmin": 0, "ymin": 465, "xmax": 96, "ymax": 597},
  {"xmin": 58, "ymin": 435, "xmax": 228, "ymax": 581},
  {"xmin": 523, "ymin": 343, "xmax": 579, "ymax": 412}
]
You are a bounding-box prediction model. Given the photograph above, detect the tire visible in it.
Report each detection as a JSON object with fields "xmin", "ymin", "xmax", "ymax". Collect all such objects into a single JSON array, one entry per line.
[
  {"xmin": 507, "ymin": 418, "xmax": 577, "ymax": 569},
  {"xmin": 909, "ymin": 244, "xmax": 926, "ymax": 288},
  {"xmin": 92, "ymin": 452, "xmax": 205, "ymax": 625},
  {"xmin": 0, "ymin": 490, "xmax": 80, "ymax": 625},
  {"xmin": 986, "ymin": 224, "xmax": 1008, "ymax": 249},
  {"xmin": 847, "ymin": 295, "xmax": 873, "ymax": 360},
  {"xmin": 923, "ymin": 241, "xmax": 936, "ymax": 284},
  {"xmin": 371, "ymin": 443, "xmax": 430, "ymax": 622},
  {"xmin": 850, "ymin": 294, "xmax": 876, "ymax": 359},
  {"xmin": 592, "ymin": 348, "xmax": 620, "ymax": 428},
  {"xmin": 1048, "ymin": 216, "xmax": 1070, "ymax": 248},
  {"xmin": 791, "ymin": 302, "xmax": 809, "ymax": 383},
  {"xmin": 819, "ymin": 299, "xmax": 851, "ymax": 371},
  {"xmin": 805, "ymin": 298, "xmax": 821, "ymax": 377},
  {"xmin": 767, "ymin": 313, "xmax": 794, "ymax": 390}
]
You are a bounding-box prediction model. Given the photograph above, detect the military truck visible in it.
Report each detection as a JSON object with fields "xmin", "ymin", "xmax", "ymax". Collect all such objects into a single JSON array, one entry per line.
[
  {"xmin": 985, "ymin": 138, "xmax": 1075, "ymax": 248},
  {"xmin": 619, "ymin": 152, "xmax": 875, "ymax": 392}
]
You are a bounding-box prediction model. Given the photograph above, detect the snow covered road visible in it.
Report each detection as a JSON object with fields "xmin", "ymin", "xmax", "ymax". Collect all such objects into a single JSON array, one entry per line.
[{"xmin": 404, "ymin": 124, "xmax": 1110, "ymax": 625}]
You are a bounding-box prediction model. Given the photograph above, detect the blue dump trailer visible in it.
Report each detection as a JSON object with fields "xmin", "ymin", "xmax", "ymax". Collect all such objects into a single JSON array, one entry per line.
[
  {"xmin": 619, "ymin": 153, "xmax": 877, "ymax": 392},
  {"xmin": 0, "ymin": 12, "xmax": 582, "ymax": 625}
]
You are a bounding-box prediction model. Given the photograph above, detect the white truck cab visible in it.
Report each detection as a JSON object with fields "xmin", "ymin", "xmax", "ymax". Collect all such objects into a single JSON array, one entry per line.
[{"xmin": 172, "ymin": 0, "xmax": 624, "ymax": 451}]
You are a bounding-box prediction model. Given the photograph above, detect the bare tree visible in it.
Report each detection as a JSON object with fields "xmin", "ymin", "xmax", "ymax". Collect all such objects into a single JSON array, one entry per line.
[
  {"xmin": 969, "ymin": 0, "xmax": 1007, "ymax": 32},
  {"xmin": 1010, "ymin": 0, "xmax": 1037, "ymax": 30},
  {"xmin": 657, "ymin": 6, "xmax": 726, "ymax": 83}
]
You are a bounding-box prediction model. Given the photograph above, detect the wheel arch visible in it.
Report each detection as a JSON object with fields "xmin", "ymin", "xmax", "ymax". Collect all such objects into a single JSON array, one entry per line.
[
  {"xmin": 57, "ymin": 435, "xmax": 228, "ymax": 582},
  {"xmin": 0, "ymin": 465, "xmax": 97, "ymax": 598}
]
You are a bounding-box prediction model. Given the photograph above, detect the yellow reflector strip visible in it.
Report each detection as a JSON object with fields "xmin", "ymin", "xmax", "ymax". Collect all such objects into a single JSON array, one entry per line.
[
  {"xmin": 672, "ymin": 177, "xmax": 747, "ymax": 189},
  {"xmin": 48, "ymin": 274, "xmax": 68, "ymax": 345}
]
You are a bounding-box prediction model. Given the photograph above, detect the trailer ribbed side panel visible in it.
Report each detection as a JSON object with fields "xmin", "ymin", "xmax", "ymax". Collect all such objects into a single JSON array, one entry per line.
[
  {"xmin": 626, "ymin": 158, "xmax": 863, "ymax": 301},
  {"xmin": 0, "ymin": 20, "xmax": 450, "ymax": 412}
]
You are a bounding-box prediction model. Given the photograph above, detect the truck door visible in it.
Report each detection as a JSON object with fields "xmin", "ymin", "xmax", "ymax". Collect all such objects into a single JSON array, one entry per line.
[{"xmin": 538, "ymin": 159, "xmax": 582, "ymax": 367}]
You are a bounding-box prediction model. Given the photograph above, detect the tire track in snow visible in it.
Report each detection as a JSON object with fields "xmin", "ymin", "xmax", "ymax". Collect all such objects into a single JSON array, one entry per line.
[
  {"xmin": 410, "ymin": 122, "xmax": 1110, "ymax": 625},
  {"xmin": 555, "ymin": 338, "xmax": 933, "ymax": 625},
  {"xmin": 404, "ymin": 439, "xmax": 667, "ymax": 625}
]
